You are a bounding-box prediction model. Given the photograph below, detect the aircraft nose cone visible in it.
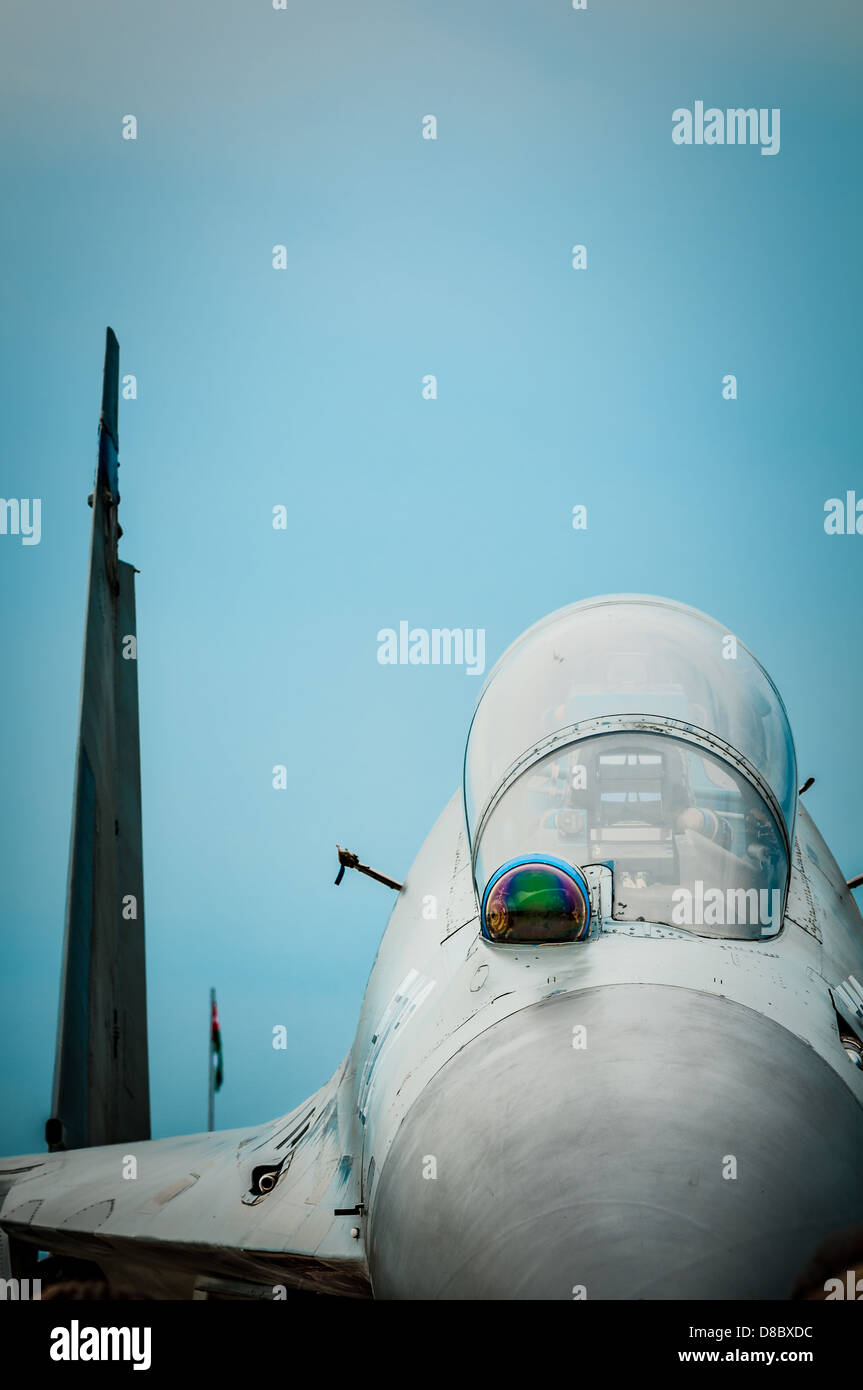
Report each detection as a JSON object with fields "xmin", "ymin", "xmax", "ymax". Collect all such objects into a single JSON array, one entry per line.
[{"xmin": 367, "ymin": 985, "xmax": 863, "ymax": 1299}]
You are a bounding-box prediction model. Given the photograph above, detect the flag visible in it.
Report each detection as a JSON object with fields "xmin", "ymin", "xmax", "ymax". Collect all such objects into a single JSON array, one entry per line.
[{"xmin": 210, "ymin": 995, "xmax": 223, "ymax": 1092}]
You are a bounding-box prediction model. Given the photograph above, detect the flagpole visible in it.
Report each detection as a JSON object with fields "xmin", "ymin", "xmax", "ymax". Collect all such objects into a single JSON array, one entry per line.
[{"xmin": 208, "ymin": 987, "xmax": 215, "ymax": 1132}]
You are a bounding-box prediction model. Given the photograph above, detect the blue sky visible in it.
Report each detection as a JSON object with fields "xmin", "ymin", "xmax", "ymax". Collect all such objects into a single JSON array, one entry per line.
[{"xmin": 1, "ymin": 0, "xmax": 861, "ymax": 1153}]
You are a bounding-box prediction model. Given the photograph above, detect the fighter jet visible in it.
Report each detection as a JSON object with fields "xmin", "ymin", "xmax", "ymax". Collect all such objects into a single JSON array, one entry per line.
[{"xmin": 2, "ymin": 331, "xmax": 862, "ymax": 1300}]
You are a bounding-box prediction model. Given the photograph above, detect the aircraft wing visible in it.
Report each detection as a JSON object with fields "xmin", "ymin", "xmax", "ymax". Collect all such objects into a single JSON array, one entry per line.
[{"xmin": 0, "ymin": 1059, "xmax": 369, "ymax": 1298}]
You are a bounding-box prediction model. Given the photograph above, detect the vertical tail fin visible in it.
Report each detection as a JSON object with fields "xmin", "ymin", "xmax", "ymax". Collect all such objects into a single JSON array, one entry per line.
[{"xmin": 47, "ymin": 328, "xmax": 150, "ymax": 1151}]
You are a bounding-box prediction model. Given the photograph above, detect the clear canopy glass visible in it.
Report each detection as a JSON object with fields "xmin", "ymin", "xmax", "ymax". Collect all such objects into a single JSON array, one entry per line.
[
  {"xmin": 464, "ymin": 596, "xmax": 797, "ymax": 939},
  {"xmin": 465, "ymin": 596, "xmax": 796, "ymax": 834},
  {"xmin": 474, "ymin": 733, "xmax": 789, "ymax": 940}
]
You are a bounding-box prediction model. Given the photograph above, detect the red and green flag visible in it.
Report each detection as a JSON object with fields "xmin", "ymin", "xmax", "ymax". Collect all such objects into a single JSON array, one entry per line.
[{"xmin": 210, "ymin": 994, "xmax": 224, "ymax": 1092}]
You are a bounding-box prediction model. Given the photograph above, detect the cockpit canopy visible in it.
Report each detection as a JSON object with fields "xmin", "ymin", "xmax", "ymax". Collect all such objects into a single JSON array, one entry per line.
[{"xmin": 465, "ymin": 596, "xmax": 797, "ymax": 942}]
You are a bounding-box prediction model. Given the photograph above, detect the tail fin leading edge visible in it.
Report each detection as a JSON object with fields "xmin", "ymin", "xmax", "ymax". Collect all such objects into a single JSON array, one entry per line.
[{"xmin": 47, "ymin": 327, "xmax": 150, "ymax": 1151}]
